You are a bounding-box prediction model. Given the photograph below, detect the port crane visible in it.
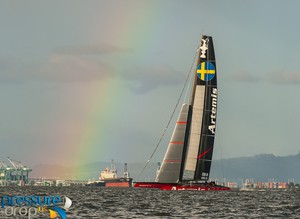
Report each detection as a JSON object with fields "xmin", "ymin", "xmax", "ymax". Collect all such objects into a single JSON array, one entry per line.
[{"xmin": 0, "ymin": 157, "xmax": 32, "ymax": 183}]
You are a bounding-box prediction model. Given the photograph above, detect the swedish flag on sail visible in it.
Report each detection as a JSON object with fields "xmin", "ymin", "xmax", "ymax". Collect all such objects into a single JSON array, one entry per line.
[{"xmin": 197, "ymin": 61, "xmax": 215, "ymax": 81}]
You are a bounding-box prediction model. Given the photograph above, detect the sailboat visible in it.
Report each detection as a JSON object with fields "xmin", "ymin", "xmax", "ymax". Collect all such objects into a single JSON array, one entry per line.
[{"xmin": 134, "ymin": 35, "xmax": 230, "ymax": 191}]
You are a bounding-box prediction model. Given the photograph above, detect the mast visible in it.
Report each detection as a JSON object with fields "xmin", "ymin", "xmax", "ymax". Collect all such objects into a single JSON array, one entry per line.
[
  {"xmin": 182, "ymin": 35, "xmax": 217, "ymax": 181},
  {"xmin": 194, "ymin": 36, "xmax": 217, "ymax": 181},
  {"xmin": 123, "ymin": 163, "xmax": 129, "ymax": 178},
  {"xmin": 156, "ymin": 35, "xmax": 217, "ymax": 183},
  {"xmin": 110, "ymin": 159, "xmax": 117, "ymax": 174}
]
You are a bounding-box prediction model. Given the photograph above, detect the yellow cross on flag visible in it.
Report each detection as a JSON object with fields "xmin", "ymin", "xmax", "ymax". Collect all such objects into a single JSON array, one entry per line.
[{"xmin": 197, "ymin": 61, "xmax": 215, "ymax": 81}]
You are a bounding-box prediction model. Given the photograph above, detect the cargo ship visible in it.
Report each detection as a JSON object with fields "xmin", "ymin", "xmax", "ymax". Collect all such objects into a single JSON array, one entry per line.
[{"xmin": 87, "ymin": 160, "xmax": 133, "ymax": 187}]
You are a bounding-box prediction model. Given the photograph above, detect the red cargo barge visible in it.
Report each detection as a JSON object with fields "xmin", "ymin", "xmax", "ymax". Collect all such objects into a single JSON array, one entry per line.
[{"xmin": 87, "ymin": 160, "xmax": 133, "ymax": 187}]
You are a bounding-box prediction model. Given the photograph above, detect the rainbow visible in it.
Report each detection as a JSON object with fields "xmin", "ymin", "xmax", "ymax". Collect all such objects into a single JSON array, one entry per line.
[{"xmin": 66, "ymin": 2, "xmax": 165, "ymax": 178}]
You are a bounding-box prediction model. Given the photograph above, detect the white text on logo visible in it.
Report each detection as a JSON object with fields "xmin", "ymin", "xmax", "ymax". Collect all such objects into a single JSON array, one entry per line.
[{"xmin": 208, "ymin": 88, "xmax": 217, "ymax": 134}]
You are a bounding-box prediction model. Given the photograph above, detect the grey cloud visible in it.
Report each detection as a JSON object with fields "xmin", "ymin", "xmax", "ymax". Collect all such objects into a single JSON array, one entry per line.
[
  {"xmin": 232, "ymin": 71, "xmax": 261, "ymax": 83},
  {"xmin": 267, "ymin": 71, "xmax": 300, "ymax": 84},
  {"xmin": 0, "ymin": 55, "xmax": 113, "ymax": 83},
  {"xmin": 230, "ymin": 70, "xmax": 300, "ymax": 85},
  {"xmin": 54, "ymin": 44, "xmax": 132, "ymax": 55},
  {"xmin": 0, "ymin": 44, "xmax": 183, "ymax": 93},
  {"xmin": 0, "ymin": 43, "xmax": 131, "ymax": 84},
  {"xmin": 37, "ymin": 54, "xmax": 113, "ymax": 82},
  {"xmin": 0, "ymin": 58, "xmax": 34, "ymax": 83},
  {"xmin": 122, "ymin": 64, "xmax": 184, "ymax": 93}
]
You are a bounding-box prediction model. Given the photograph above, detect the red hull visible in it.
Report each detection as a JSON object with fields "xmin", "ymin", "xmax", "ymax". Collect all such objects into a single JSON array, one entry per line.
[{"xmin": 134, "ymin": 182, "xmax": 230, "ymax": 191}]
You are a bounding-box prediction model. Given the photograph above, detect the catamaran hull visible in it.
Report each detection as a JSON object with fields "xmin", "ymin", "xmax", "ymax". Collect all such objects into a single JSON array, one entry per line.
[{"xmin": 134, "ymin": 182, "xmax": 230, "ymax": 191}]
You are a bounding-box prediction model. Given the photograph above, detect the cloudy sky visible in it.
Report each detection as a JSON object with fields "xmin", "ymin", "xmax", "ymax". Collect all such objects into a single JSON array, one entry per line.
[{"xmin": 1, "ymin": 0, "xmax": 300, "ymax": 168}]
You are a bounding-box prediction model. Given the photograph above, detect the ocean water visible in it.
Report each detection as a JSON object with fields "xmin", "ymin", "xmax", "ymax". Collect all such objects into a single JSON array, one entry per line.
[{"xmin": 1, "ymin": 186, "xmax": 300, "ymax": 218}]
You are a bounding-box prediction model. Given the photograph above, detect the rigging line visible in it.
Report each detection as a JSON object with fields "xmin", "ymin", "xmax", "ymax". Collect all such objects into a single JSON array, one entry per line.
[
  {"xmin": 184, "ymin": 49, "xmax": 198, "ymax": 102},
  {"xmin": 137, "ymin": 50, "xmax": 199, "ymax": 179},
  {"xmin": 183, "ymin": 72, "xmax": 191, "ymax": 103}
]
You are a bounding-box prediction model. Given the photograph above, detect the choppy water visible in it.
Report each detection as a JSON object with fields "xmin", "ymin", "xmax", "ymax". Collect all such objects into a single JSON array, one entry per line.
[{"xmin": 1, "ymin": 186, "xmax": 300, "ymax": 218}]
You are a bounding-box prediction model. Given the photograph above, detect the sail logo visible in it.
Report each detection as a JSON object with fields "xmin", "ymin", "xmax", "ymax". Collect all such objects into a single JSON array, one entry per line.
[
  {"xmin": 208, "ymin": 88, "xmax": 217, "ymax": 134},
  {"xmin": 197, "ymin": 61, "xmax": 215, "ymax": 81},
  {"xmin": 200, "ymin": 38, "xmax": 209, "ymax": 58}
]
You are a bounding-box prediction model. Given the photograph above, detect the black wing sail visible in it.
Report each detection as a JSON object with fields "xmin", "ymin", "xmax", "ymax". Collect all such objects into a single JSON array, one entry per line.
[{"xmin": 182, "ymin": 35, "xmax": 217, "ymax": 181}]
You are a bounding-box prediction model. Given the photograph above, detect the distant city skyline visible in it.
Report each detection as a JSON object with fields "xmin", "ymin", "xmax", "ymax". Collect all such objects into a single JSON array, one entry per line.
[{"xmin": 1, "ymin": 1, "xmax": 300, "ymax": 174}]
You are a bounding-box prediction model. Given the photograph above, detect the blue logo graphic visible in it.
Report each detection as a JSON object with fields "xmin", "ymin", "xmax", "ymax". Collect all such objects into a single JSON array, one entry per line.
[{"xmin": 48, "ymin": 206, "xmax": 67, "ymax": 219}]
